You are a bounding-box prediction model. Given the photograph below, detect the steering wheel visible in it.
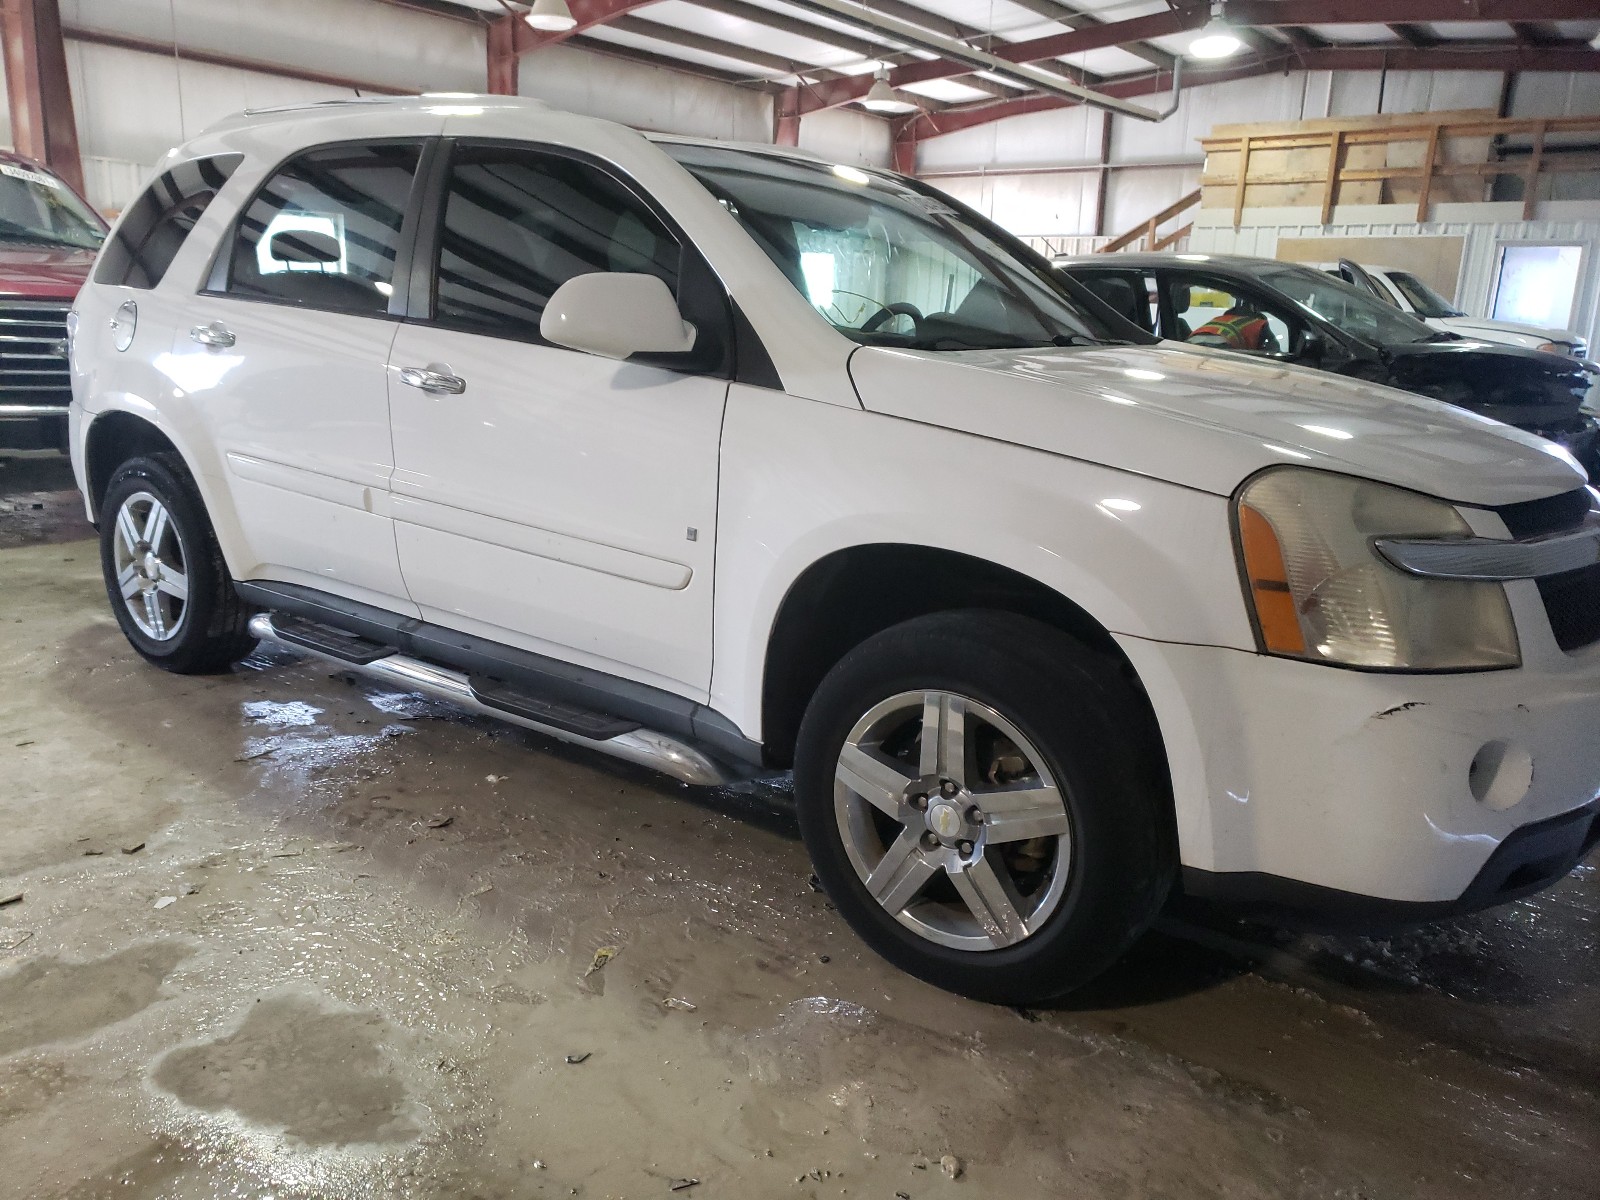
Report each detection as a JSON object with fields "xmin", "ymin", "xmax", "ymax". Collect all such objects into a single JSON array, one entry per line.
[{"xmin": 861, "ymin": 301, "xmax": 925, "ymax": 334}]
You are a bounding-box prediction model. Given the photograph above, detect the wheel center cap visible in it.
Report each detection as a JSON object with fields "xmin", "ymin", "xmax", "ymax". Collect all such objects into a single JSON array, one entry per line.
[
  {"xmin": 138, "ymin": 551, "xmax": 161, "ymax": 584},
  {"xmin": 926, "ymin": 800, "xmax": 964, "ymax": 840}
]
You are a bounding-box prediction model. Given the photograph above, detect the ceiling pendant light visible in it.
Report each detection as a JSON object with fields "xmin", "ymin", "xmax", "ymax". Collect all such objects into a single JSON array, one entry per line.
[
  {"xmin": 525, "ymin": 0, "xmax": 577, "ymax": 33},
  {"xmin": 1188, "ymin": 10, "xmax": 1242, "ymax": 60},
  {"xmin": 861, "ymin": 69, "xmax": 917, "ymax": 115}
]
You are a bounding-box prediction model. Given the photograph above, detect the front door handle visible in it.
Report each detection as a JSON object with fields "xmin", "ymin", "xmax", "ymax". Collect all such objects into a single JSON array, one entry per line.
[
  {"xmin": 398, "ymin": 364, "xmax": 467, "ymax": 395},
  {"xmin": 190, "ymin": 321, "xmax": 236, "ymax": 349}
]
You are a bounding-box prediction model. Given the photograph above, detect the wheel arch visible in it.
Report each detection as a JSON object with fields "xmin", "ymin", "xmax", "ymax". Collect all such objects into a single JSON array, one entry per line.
[
  {"xmin": 758, "ymin": 542, "xmax": 1168, "ymax": 778},
  {"xmin": 83, "ymin": 409, "xmax": 183, "ymax": 523}
]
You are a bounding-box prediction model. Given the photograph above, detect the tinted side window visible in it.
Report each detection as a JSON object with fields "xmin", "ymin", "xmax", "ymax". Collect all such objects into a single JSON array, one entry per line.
[
  {"xmin": 225, "ymin": 143, "xmax": 420, "ymax": 316},
  {"xmin": 1075, "ymin": 270, "xmax": 1153, "ymax": 333},
  {"xmin": 433, "ymin": 145, "xmax": 679, "ymax": 339},
  {"xmin": 95, "ymin": 154, "xmax": 242, "ymax": 289},
  {"xmin": 1166, "ymin": 273, "xmax": 1295, "ymax": 355}
]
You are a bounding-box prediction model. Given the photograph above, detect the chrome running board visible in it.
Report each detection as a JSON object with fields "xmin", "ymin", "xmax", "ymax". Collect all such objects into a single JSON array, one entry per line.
[{"xmin": 246, "ymin": 613, "xmax": 737, "ymax": 787}]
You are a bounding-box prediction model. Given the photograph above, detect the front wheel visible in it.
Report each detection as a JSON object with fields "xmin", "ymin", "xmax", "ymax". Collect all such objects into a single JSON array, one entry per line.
[
  {"xmin": 793, "ymin": 611, "xmax": 1174, "ymax": 1004},
  {"xmin": 99, "ymin": 453, "xmax": 257, "ymax": 674}
]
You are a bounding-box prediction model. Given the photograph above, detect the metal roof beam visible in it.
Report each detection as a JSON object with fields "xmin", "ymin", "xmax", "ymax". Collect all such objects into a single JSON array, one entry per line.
[{"xmin": 1222, "ymin": 1, "xmax": 1598, "ymax": 24}]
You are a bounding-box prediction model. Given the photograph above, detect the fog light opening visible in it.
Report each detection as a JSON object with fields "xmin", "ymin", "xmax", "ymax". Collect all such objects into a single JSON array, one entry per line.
[{"xmin": 1468, "ymin": 740, "xmax": 1534, "ymax": 811}]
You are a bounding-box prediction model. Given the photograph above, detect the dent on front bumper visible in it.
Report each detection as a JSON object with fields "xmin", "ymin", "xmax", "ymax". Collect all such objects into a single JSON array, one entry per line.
[{"xmin": 1118, "ymin": 617, "xmax": 1600, "ymax": 920}]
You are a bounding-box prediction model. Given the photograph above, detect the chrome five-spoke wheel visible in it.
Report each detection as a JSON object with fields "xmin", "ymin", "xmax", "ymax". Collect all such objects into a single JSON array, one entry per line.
[
  {"xmin": 111, "ymin": 490, "xmax": 190, "ymax": 642},
  {"xmin": 834, "ymin": 690, "xmax": 1072, "ymax": 951}
]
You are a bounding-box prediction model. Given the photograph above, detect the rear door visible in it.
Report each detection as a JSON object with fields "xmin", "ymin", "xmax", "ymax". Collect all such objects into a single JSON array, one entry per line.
[
  {"xmin": 385, "ymin": 141, "xmax": 732, "ymax": 697},
  {"xmin": 175, "ymin": 141, "xmax": 427, "ymax": 610}
]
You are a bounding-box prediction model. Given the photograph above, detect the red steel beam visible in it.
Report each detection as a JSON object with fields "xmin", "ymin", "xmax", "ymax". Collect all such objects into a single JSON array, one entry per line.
[
  {"xmin": 790, "ymin": 8, "xmax": 1207, "ymax": 116},
  {"xmin": 899, "ymin": 42, "xmax": 1600, "ymax": 142},
  {"xmin": 510, "ymin": 0, "xmax": 657, "ymax": 53},
  {"xmin": 0, "ymin": 0, "xmax": 83, "ymax": 193},
  {"xmin": 488, "ymin": 14, "xmax": 519, "ymax": 94},
  {"xmin": 63, "ymin": 26, "xmax": 411, "ymax": 96}
]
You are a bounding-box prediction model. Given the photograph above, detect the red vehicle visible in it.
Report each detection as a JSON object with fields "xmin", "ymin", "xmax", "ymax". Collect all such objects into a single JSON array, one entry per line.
[{"xmin": 0, "ymin": 150, "xmax": 107, "ymax": 452}]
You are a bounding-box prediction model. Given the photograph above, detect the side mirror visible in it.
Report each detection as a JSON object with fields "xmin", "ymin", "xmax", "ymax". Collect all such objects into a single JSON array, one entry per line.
[
  {"xmin": 541, "ymin": 272, "xmax": 696, "ymax": 360},
  {"xmin": 1293, "ymin": 330, "xmax": 1326, "ymax": 364}
]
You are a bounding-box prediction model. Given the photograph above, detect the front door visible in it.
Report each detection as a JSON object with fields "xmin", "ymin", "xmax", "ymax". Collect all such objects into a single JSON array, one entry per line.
[
  {"xmin": 386, "ymin": 142, "xmax": 730, "ymax": 697},
  {"xmin": 176, "ymin": 141, "xmax": 424, "ymax": 610}
]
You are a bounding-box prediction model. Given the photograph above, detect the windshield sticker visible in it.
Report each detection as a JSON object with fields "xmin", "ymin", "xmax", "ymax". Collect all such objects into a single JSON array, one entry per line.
[{"xmin": 0, "ymin": 163, "xmax": 60, "ymax": 188}]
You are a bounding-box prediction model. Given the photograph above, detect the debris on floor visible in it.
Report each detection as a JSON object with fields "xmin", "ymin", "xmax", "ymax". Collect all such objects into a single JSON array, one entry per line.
[
  {"xmin": 584, "ymin": 945, "xmax": 618, "ymax": 976},
  {"xmin": 940, "ymin": 1155, "xmax": 964, "ymax": 1180},
  {"xmin": 663, "ymin": 997, "xmax": 697, "ymax": 1012},
  {"xmin": 564, "ymin": 1052, "xmax": 591, "ymax": 1065},
  {"xmin": 0, "ymin": 892, "xmax": 22, "ymax": 908}
]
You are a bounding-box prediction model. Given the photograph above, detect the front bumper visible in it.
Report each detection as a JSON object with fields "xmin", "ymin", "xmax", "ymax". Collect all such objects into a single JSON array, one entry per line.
[
  {"xmin": 0, "ymin": 404, "xmax": 68, "ymax": 452},
  {"xmin": 1181, "ymin": 800, "xmax": 1600, "ymax": 931},
  {"xmin": 1118, "ymin": 606, "xmax": 1600, "ymax": 914}
]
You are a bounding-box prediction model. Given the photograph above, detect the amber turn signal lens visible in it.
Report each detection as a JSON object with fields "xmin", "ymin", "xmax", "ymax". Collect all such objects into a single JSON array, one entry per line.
[{"xmin": 1238, "ymin": 502, "xmax": 1307, "ymax": 655}]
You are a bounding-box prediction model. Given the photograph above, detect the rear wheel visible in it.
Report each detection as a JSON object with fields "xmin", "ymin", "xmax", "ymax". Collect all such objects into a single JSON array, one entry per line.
[
  {"xmin": 794, "ymin": 610, "xmax": 1174, "ymax": 1004},
  {"xmin": 99, "ymin": 453, "xmax": 256, "ymax": 674}
]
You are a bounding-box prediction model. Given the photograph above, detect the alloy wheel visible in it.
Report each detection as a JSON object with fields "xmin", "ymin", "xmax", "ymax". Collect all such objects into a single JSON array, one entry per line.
[
  {"xmin": 111, "ymin": 490, "xmax": 190, "ymax": 642},
  {"xmin": 833, "ymin": 690, "xmax": 1073, "ymax": 951}
]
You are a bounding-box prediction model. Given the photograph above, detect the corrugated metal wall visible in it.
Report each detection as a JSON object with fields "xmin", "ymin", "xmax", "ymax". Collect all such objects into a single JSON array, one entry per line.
[{"xmin": 0, "ymin": 0, "xmax": 889, "ymax": 211}]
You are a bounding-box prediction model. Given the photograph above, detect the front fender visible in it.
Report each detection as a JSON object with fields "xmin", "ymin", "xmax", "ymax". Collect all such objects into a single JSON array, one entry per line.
[{"xmin": 708, "ymin": 383, "xmax": 1255, "ymax": 740}]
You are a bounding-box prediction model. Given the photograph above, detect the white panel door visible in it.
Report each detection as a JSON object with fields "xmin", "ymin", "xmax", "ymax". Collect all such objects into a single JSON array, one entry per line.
[
  {"xmin": 386, "ymin": 142, "xmax": 728, "ymax": 697},
  {"xmin": 178, "ymin": 141, "xmax": 424, "ymax": 610}
]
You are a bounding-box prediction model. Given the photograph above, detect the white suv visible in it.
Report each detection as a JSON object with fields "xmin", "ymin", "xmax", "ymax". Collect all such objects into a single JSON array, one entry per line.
[{"xmin": 69, "ymin": 97, "xmax": 1600, "ymax": 1003}]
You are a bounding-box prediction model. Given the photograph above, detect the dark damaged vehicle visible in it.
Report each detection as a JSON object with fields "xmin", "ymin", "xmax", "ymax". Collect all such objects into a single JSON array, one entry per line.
[{"xmin": 1057, "ymin": 252, "xmax": 1599, "ymax": 479}]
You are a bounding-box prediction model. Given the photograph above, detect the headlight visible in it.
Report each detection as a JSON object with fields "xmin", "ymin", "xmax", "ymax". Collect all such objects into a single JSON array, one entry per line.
[{"xmin": 1234, "ymin": 467, "xmax": 1519, "ymax": 671}]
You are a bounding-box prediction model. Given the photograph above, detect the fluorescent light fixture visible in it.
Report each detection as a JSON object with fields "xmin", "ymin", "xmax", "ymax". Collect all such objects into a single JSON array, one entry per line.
[
  {"xmin": 525, "ymin": 0, "xmax": 576, "ymax": 32},
  {"xmin": 862, "ymin": 70, "xmax": 917, "ymax": 115},
  {"xmin": 1189, "ymin": 16, "xmax": 1242, "ymax": 60}
]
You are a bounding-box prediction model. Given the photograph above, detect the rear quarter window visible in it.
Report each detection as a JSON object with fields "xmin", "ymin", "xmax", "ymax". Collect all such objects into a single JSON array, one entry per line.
[{"xmin": 94, "ymin": 154, "xmax": 243, "ymax": 289}]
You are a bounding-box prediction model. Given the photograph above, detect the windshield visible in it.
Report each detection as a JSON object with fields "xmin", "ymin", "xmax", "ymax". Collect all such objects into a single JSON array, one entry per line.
[
  {"xmin": 1261, "ymin": 264, "xmax": 1441, "ymax": 346},
  {"xmin": 0, "ymin": 163, "xmax": 105, "ymax": 249},
  {"xmin": 1385, "ymin": 270, "xmax": 1465, "ymax": 319},
  {"xmin": 663, "ymin": 144, "xmax": 1141, "ymax": 351}
]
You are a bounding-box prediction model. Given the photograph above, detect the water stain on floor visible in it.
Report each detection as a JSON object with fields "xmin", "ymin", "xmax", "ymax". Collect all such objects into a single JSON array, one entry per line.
[
  {"xmin": 152, "ymin": 993, "xmax": 419, "ymax": 1147},
  {"xmin": 0, "ymin": 943, "xmax": 191, "ymax": 1058}
]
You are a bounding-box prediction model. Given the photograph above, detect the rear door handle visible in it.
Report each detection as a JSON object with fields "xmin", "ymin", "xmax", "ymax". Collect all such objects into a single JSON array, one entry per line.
[
  {"xmin": 398, "ymin": 364, "xmax": 466, "ymax": 395},
  {"xmin": 190, "ymin": 321, "xmax": 236, "ymax": 349}
]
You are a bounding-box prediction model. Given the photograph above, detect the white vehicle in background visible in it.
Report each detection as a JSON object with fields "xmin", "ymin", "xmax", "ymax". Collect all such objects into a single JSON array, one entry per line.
[
  {"xmin": 67, "ymin": 96, "xmax": 1600, "ymax": 1005},
  {"xmin": 1316, "ymin": 259, "xmax": 1589, "ymax": 360}
]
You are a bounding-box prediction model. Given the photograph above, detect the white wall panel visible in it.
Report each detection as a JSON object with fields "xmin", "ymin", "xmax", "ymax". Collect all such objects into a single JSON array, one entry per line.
[
  {"xmin": 916, "ymin": 103, "xmax": 1101, "ymax": 172},
  {"xmin": 59, "ymin": 0, "xmax": 484, "ymax": 95},
  {"xmin": 518, "ymin": 43, "xmax": 771, "ymax": 143},
  {"xmin": 930, "ymin": 169, "xmax": 1099, "ymax": 237},
  {"xmin": 796, "ymin": 106, "xmax": 890, "ymax": 167}
]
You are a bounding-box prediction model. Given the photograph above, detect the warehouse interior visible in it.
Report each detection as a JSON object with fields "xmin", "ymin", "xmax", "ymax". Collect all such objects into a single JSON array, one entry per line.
[{"xmin": 1, "ymin": 0, "xmax": 1598, "ymax": 1197}]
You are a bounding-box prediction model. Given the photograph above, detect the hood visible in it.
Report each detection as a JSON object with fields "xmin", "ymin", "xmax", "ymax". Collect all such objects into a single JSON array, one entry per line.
[
  {"xmin": 1385, "ymin": 338, "xmax": 1591, "ymax": 375},
  {"xmin": 0, "ymin": 240, "xmax": 97, "ymax": 300},
  {"xmin": 848, "ymin": 342, "xmax": 1587, "ymax": 507},
  {"xmin": 1436, "ymin": 315, "xmax": 1584, "ymax": 345}
]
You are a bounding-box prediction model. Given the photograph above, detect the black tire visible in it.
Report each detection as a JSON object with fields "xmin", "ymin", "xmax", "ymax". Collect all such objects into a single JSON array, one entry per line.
[
  {"xmin": 794, "ymin": 610, "xmax": 1174, "ymax": 1005},
  {"xmin": 98, "ymin": 452, "xmax": 257, "ymax": 674}
]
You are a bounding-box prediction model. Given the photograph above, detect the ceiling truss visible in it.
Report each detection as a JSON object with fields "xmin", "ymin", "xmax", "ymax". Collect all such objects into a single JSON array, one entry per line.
[{"xmin": 402, "ymin": 0, "xmax": 1600, "ymax": 144}]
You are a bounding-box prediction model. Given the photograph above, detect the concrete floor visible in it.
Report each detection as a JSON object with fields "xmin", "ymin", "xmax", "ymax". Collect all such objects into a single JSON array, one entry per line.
[{"xmin": 1, "ymin": 454, "xmax": 1597, "ymax": 1200}]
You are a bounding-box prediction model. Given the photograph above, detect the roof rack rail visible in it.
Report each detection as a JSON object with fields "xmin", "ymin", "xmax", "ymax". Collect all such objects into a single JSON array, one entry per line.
[{"xmin": 242, "ymin": 96, "xmax": 410, "ymax": 117}]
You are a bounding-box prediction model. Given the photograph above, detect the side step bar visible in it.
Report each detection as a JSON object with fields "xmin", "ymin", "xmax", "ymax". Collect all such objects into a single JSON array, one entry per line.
[{"xmin": 246, "ymin": 613, "xmax": 739, "ymax": 788}]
